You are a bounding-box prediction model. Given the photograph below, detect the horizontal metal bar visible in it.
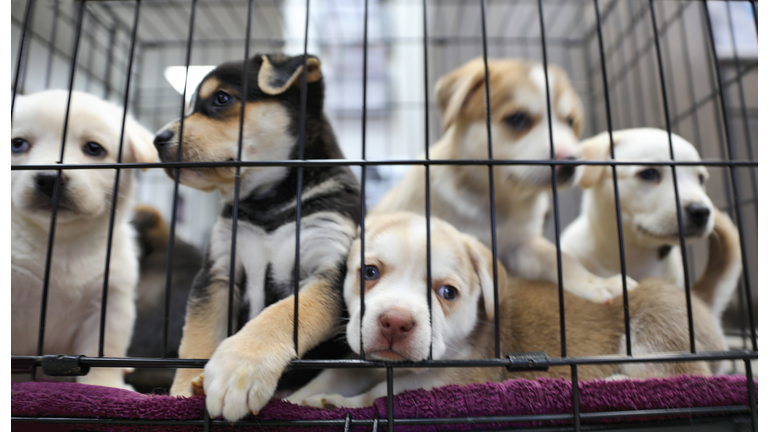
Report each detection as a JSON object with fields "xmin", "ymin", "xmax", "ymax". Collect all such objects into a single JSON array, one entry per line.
[
  {"xmin": 12, "ymin": 350, "xmax": 756, "ymax": 371},
  {"xmin": 9, "ymin": 159, "xmax": 758, "ymax": 171}
]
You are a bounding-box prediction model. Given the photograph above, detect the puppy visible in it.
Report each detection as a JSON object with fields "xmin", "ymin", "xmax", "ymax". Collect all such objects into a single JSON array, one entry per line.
[
  {"xmin": 373, "ymin": 58, "xmax": 636, "ymax": 304},
  {"xmin": 288, "ymin": 212, "xmax": 732, "ymax": 408},
  {"xmin": 125, "ymin": 205, "xmax": 203, "ymax": 393},
  {"xmin": 562, "ymin": 128, "xmax": 741, "ymax": 318},
  {"xmin": 12, "ymin": 90, "xmax": 157, "ymax": 389},
  {"xmin": 154, "ymin": 54, "xmax": 360, "ymax": 420}
]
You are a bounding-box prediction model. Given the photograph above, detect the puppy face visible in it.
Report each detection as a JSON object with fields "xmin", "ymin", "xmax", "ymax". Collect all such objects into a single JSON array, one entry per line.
[
  {"xmin": 154, "ymin": 54, "xmax": 323, "ymax": 193},
  {"xmin": 343, "ymin": 213, "xmax": 504, "ymax": 362},
  {"xmin": 580, "ymin": 128, "xmax": 714, "ymax": 246},
  {"xmin": 11, "ymin": 90, "xmax": 156, "ymax": 226},
  {"xmin": 436, "ymin": 58, "xmax": 584, "ymax": 189}
]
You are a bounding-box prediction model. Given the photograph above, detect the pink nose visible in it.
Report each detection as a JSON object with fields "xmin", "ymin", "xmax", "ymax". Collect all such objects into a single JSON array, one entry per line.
[
  {"xmin": 379, "ymin": 311, "xmax": 414, "ymax": 346},
  {"xmin": 555, "ymin": 148, "xmax": 579, "ymax": 161}
]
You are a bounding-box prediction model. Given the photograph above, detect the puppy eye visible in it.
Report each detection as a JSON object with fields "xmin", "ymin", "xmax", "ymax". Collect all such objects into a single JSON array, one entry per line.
[
  {"xmin": 637, "ymin": 168, "xmax": 661, "ymax": 182},
  {"xmin": 83, "ymin": 142, "xmax": 106, "ymax": 158},
  {"xmin": 436, "ymin": 285, "xmax": 458, "ymax": 301},
  {"xmin": 362, "ymin": 265, "xmax": 380, "ymax": 281},
  {"xmin": 566, "ymin": 116, "xmax": 575, "ymax": 128},
  {"xmin": 504, "ymin": 112, "xmax": 533, "ymax": 130},
  {"xmin": 698, "ymin": 174, "xmax": 706, "ymax": 185},
  {"xmin": 12, "ymin": 138, "xmax": 30, "ymax": 153},
  {"xmin": 213, "ymin": 91, "xmax": 231, "ymax": 107}
]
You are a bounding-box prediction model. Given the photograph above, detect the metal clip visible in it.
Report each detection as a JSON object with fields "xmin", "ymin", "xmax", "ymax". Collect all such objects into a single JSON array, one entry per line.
[
  {"xmin": 505, "ymin": 351, "xmax": 549, "ymax": 372},
  {"xmin": 41, "ymin": 355, "xmax": 90, "ymax": 377}
]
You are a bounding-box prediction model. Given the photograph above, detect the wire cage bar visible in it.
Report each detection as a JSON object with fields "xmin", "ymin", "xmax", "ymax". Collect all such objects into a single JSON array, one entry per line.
[{"xmin": 10, "ymin": 0, "xmax": 758, "ymax": 430}]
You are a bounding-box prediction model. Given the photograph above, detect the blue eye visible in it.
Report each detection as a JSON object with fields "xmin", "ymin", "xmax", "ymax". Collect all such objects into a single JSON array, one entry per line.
[
  {"xmin": 637, "ymin": 168, "xmax": 661, "ymax": 182},
  {"xmin": 362, "ymin": 265, "xmax": 379, "ymax": 281},
  {"xmin": 83, "ymin": 142, "xmax": 106, "ymax": 158},
  {"xmin": 12, "ymin": 138, "xmax": 30, "ymax": 153},
  {"xmin": 504, "ymin": 112, "xmax": 533, "ymax": 130},
  {"xmin": 436, "ymin": 285, "xmax": 458, "ymax": 301}
]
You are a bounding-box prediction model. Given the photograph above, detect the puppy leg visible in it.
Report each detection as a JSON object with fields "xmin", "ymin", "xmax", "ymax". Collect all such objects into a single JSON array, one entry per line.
[
  {"xmin": 286, "ymin": 367, "xmax": 383, "ymax": 405},
  {"xmin": 171, "ymin": 284, "xmax": 231, "ymax": 397},
  {"xmin": 73, "ymin": 283, "xmax": 136, "ymax": 390},
  {"xmin": 514, "ymin": 237, "xmax": 637, "ymax": 303},
  {"xmin": 203, "ymin": 276, "xmax": 343, "ymax": 421}
]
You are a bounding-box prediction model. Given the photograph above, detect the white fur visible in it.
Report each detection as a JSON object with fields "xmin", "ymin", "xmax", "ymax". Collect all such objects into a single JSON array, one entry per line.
[
  {"xmin": 11, "ymin": 90, "xmax": 157, "ymax": 389},
  {"xmin": 563, "ymin": 128, "xmax": 715, "ymax": 288}
]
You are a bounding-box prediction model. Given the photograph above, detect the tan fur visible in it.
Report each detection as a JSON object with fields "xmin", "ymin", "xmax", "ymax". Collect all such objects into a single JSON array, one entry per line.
[
  {"xmin": 289, "ymin": 213, "xmax": 728, "ymax": 408},
  {"xmin": 690, "ymin": 209, "xmax": 741, "ymax": 312},
  {"xmin": 258, "ymin": 55, "xmax": 322, "ymax": 95},
  {"xmin": 198, "ymin": 77, "xmax": 221, "ymax": 100}
]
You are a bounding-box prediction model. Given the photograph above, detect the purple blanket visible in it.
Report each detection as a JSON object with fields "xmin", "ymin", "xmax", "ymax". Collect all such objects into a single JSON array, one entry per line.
[{"xmin": 12, "ymin": 375, "xmax": 755, "ymax": 431}]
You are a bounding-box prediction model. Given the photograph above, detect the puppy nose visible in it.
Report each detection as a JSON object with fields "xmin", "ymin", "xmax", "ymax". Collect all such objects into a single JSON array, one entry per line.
[
  {"xmin": 555, "ymin": 155, "xmax": 577, "ymax": 184},
  {"xmin": 379, "ymin": 311, "xmax": 414, "ymax": 346},
  {"xmin": 685, "ymin": 203, "xmax": 711, "ymax": 227},
  {"xmin": 35, "ymin": 172, "xmax": 66, "ymax": 199},
  {"xmin": 154, "ymin": 129, "xmax": 175, "ymax": 148}
]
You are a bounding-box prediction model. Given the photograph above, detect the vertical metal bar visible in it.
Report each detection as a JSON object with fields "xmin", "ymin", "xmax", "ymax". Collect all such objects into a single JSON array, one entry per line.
[
  {"xmin": 538, "ymin": 0, "xmax": 568, "ymax": 359},
  {"xmin": 702, "ymin": 1, "xmax": 757, "ymax": 352},
  {"xmin": 649, "ymin": 0, "xmax": 696, "ymax": 353},
  {"xmin": 164, "ymin": 0, "xmax": 198, "ymax": 357},
  {"xmin": 97, "ymin": 0, "xmax": 142, "ymax": 359},
  {"xmin": 226, "ymin": 0, "xmax": 254, "ymax": 339},
  {"xmin": 386, "ymin": 366, "xmax": 394, "ymax": 432},
  {"xmin": 359, "ymin": 0, "xmax": 369, "ymax": 361},
  {"xmin": 11, "ymin": 0, "xmax": 36, "ymax": 122},
  {"xmin": 724, "ymin": 2, "xmax": 758, "ymax": 221},
  {"xmin": 372, "ymin": 414, "xmax": 379, "ymax": 432},
  {"xmin": 745, "ymin": 359, "xmax": 757, "ymax": 429},
  {"xmin": 422, "ymin": 0, "xmax": 434, "ymax": 361},
  {"xmin": 479, "ymin": 0, "xmax": 501, "ymax": 359},
  {"xmin": 203, "ymin": 407, "xmax": 210, "ymax": 432},
  {"xmin": 593, "ymin": 0, "xmax": 632, "ymax": 357},
  {"xmin": 103, "ymin": 25, "xmax": 117, "ymax": 100},
  {"xmin": 343, "ymin": 413, "xmax": 352, "ymax": 432},
  {"xmin": 294, "ymin": 0, "xmax": 312, "ymax": 356},
  {"xmin": 34, "ymin": 0, "xmax": 86, "ymax": 377},
  {"xmin": 44, "ymin": 0, "xmax": 59, "ymax": 89},
  {"xmin": 572, "ymin": 364, "xmax": 580, "ymax": 432},
  {"xmin": 750, "ymin": 1, "xmax": 757, "ymax": 35}
]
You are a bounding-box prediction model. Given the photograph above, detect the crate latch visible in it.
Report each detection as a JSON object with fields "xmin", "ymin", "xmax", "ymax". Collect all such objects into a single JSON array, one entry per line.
[
  {"xmin": 41, "ymin": 355, "xmax": 90, "ymax": 377},
  {"xmin": 505, "ymin": 351, "xmax": 549, "ymax": 372}
]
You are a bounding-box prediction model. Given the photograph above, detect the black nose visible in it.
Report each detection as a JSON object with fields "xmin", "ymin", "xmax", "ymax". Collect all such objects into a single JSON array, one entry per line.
[
  {"xmin": 35, "ymin": 172, "xmax": 66, "ymax": 199},
  {"xmin": 685, "ymin": 203, "xmax": 711, "ymax": 227},
  {"xmin": 555, "ymin": 156, "xmax": 577, "ymax": 184},
  {"xmin": 154, "ymin": 129, "xmax": 175, "ymax": 148}
]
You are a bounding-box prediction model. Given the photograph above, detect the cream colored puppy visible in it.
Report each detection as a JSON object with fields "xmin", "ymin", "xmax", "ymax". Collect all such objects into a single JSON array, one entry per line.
[
  {"xmin": 288, "ymin": 212, "xmax": 733, "ymax": 409},
  {"xmin": 12, "ymin": 90, "xmax": 157, "ymax": 389},
  {"xmin": 562, "ymin": 128, "xmax": 740, "ymax": 318},
  {"xmin": 373, "ymin": 58, "xmax": 635, "ymax": 303}
]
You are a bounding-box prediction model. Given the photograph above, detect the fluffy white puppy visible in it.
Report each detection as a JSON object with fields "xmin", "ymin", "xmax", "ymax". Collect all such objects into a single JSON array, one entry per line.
[
  {"xmin": 562, "ymin": 128, "xmax": 737, "ymax": 317},
  {"xmin": 12, "ymin": 90, "xmax": 157, "ymax": 389}
]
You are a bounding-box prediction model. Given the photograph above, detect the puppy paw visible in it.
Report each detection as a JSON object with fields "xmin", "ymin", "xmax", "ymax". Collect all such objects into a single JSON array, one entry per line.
[
  {"xmin": 191, "ymin": 373, "xmax": 205, "ymax": 396},
  {"xmin": 298, "ymin": 393, "xmax": 362, "ymax": 409},
  {"xmin": 203, "ymin": 333, "xmax": 293, "ymax": 422},
  {"xmin": 567, "ymin": 274, "xmax": 637, "ymax": 304}
]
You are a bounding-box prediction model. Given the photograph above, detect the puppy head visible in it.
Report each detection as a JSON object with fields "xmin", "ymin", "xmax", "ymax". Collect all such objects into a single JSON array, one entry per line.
[
  {"xmin": 344, "ymin": 212, "xmax": 507, "ymax": 362},
  {"xmin": 11, "ymin": 90, "xmax": 157, "ymax": 226},
  {"xmin": 436, "ymin": 57, "xmax": 584, "ymax": 190},
  {"xmin": 579, "ymin": 128, "xmax": 714, "ymax": 246},
  {"xmin": 153, "ymin": 54, "xmax": 323, "ymax": 194}
]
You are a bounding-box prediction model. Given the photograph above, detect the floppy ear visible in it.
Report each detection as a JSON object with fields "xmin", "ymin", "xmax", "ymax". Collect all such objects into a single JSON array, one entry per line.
[
  {"xmin": 122, "ymin": 116, "xmax": 159, "ymax": 168},
  {"xmin": 258, "ymin": 54, "xmax": 322, "ymax": 96},
  {"xmin": 462, "ymin": 234, "xmax": 507, "ymax": 321},
  {"xmin": 578, "ymin": 131, "xmax": 622, "ymax": 189},
  {"xmin": 435, "ymin": 58, "xmax": 487, "ymax": 130}
]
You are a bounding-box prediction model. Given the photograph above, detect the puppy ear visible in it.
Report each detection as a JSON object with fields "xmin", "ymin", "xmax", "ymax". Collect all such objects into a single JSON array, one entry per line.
[
  {"xmin": 122, "ymin": 116, "xmax": 159, "ymax": 169},
  {"xmin": 578, "ymin": 131, "xmax": 622, "ymax": 189},
  {"xmin": 462, "ymin": 234, "xmax": 507, "ymax": 321},
  {"xmin": 258, "ymin": 54, "xmax": 322, "ymax": 96},
  {"xmin": 435, "ymin": 58, "xmax": 487, "ymax": 130}
]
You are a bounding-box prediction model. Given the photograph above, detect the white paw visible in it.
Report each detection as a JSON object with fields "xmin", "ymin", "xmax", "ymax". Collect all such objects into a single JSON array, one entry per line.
[
  {"xmin": 203, "ymin": 333, "xmax": 292, "ymax": 422},
  {"xmin": 297, "ymin": 393, "xmax": 361, "ymax": 409},
  {"xmin": 567, "ymin": 274, "xmax": 637, "ymax": 304},
  {"xmin": 604, "ymin": 373, "xmax": 631, "ymax": 381}
]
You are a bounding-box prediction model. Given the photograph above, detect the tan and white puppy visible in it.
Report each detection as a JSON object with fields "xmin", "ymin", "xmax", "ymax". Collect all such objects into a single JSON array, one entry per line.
[
  {"xmin": 373, "ymin": 58, "xmax": 635, "ymax": 303},
  {"xmin": 12, "ymin": 90, "xmax": 157, "ymax": 389},
  {"xmin": 288, "ymin": 212, "xmax": 733, "ymax": 409},
  {"xmin": 562, "ymin": 128, "xmax": 739, "ymax": 318}
]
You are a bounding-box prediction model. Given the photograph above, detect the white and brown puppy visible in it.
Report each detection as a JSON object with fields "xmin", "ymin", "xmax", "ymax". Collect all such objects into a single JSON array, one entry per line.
[
  {"xmin": 12, "ymin": 90, "xmax": 157, "ymax": 389},
  {"xmin": 373, "ymin": 58, "xmax": 635, "ymax": 303},
  {"xmin": 562, "ymin": 128, "xmax": 740, "ymax": 319},
  {"xmin": 288, "ymin": 212, "xmax": 733, "ymax": 409}
]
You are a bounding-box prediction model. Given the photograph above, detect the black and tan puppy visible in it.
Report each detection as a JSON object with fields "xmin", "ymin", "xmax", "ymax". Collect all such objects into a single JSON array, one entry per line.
[{"xmin": 154, "ymin": 54, "xmax": 360, "ymax": 420}]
